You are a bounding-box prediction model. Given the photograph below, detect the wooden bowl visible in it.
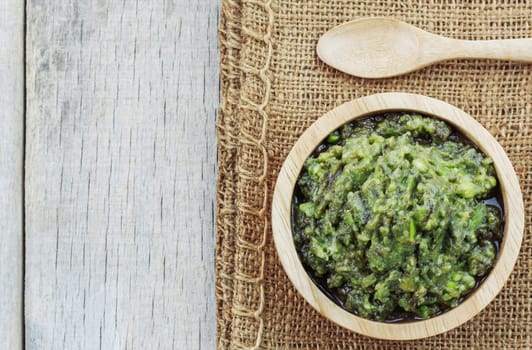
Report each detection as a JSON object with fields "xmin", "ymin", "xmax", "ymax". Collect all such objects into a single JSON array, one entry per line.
[{"xmin": 272, "ymin": 92, "xmax": 524, "ymax": 340}]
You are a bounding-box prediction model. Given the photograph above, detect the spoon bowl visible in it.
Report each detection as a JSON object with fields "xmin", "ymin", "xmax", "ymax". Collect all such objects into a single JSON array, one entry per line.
[{"xmin": 317, "ymin": 18, "xmax": 532, "ymax": 78}]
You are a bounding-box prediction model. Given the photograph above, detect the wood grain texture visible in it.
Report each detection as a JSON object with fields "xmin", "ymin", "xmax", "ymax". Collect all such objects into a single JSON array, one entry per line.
[
  {"xmin": 0, "ymin": 1, "xmax": 24, "ymax": 349},
  {"xmin": 317, "ymin": 18, "xmax": 532, "ymax": 78},
  {"xmin": 25, "ymin": 1, "xmax": 219, "ymax": 349},
  {"xmin": 272, "ymin": 93, "xmax": 524, "ymax": 340}
]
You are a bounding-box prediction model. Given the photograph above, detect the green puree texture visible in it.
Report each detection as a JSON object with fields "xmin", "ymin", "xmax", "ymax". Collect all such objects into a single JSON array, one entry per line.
[{"xmin": 293, "ymin": 113, "xmax": 502, "ymax": 321}]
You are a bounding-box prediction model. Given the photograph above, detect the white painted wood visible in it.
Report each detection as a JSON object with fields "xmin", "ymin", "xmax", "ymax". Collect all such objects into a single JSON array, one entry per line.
[
  {"xmin": 0, "ymin": 1, "xmax": 24, "ymax": 349},
  {"xmin": 25, "ymin": 1, "xmax": 219, "ymax": 349}
]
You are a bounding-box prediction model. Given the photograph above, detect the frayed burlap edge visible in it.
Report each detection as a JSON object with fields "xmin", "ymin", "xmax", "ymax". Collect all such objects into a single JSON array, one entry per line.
[
  {"xmin": 216, "ymin": 0, "xmax": 242, "ymax": 348},
  {"xmin": 217, "ymin": 0, "xmax": 275, "ymax": 348}
]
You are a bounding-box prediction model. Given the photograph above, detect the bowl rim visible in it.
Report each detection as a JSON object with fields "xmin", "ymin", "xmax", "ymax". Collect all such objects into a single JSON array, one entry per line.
[{"xmin": 271, "ymin": 92, "xmax": 524, "ymax": 340}]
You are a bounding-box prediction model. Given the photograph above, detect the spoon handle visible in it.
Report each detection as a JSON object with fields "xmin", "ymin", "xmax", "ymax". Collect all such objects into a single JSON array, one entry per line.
[{"xmin": 446, "ymin": 38, "xmax": 532, "ymax": 62}]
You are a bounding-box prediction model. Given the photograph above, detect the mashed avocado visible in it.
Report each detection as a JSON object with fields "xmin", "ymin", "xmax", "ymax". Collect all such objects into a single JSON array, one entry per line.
[{"xmin": 293, "ymin": 113, "xmax": 502, "ymax": 321}]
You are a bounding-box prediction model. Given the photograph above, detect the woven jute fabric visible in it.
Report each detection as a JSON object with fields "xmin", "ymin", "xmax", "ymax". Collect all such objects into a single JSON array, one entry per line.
[{"xmin": 216, "ymin": 1, "xmax": 532, "ymax": 348}]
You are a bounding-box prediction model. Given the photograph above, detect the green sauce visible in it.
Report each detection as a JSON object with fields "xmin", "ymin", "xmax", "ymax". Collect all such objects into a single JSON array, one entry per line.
[{"xmin": 292, "ymin": 113, "xmax": 503, "ymax": 322}]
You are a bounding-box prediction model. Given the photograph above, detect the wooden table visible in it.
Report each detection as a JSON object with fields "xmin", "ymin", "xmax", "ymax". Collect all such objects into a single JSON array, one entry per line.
[{"xmin": 2, "ymin": 0, "xmax": 218, "ymax": 348}]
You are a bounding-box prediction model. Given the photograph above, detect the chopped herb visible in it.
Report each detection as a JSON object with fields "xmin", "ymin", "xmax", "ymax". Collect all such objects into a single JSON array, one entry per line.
[{"xmin": 293, "ymin": 113, "xmax": 502, "ymax": 321}]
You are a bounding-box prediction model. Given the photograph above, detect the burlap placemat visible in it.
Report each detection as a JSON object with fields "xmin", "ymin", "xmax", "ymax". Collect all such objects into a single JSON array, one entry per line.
[{"xmin": 216, "ymin": 1, "xmax": 531, "ymax": 348}]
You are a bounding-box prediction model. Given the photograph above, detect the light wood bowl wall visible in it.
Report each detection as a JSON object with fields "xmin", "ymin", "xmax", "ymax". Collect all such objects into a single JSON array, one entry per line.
[{"xmin": 272, "ymin": 92, "xmax": 524, "ymax": 340}]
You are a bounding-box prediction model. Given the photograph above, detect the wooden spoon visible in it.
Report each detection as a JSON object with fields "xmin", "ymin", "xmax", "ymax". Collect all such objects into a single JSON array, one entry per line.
[{"xmin": 317, "ymin": 18, "xmax": 532, "ymax": 78}]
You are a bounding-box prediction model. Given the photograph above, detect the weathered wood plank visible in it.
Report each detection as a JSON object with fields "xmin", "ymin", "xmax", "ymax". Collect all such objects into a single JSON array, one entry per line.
[
  {"xmin": 0, "ymin": 1, "xmax": 24, "ymax": 349},
  {"xmin": 25, "ymin": 1, "xmax": 219, "ymax": 349}
]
